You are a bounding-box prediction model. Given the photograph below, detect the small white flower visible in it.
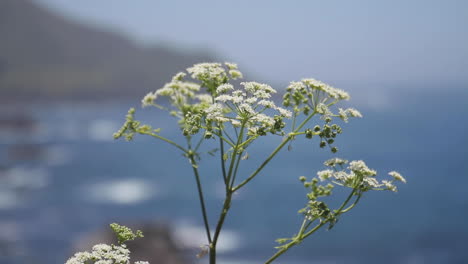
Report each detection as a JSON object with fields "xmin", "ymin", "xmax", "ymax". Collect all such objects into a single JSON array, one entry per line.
[
  {"xmin": 229, "ymin": 69, "xmax": 243, "ymax": 79},
  {"xmin": 317, "ymin": 169, "xmax": 333, "ymax": 181},
  {"xmin": 238, "ymin": 103, "xmax": 255, "ymax": 115},
  {"xmin": 252, "ymin": 113, "xmax": 275, "ymax": 126},
  {"xmin": 328, "ymin": 87, "xmax": 350, "ymax": 100},
  {"xmin": 276, "ymin": 107, "xmax": 292, "ymax": 118},
  {"xmin": 316, "ymin": 103, "xmax": 333, "ymax": 120},
  {"xmin": 382, "ymin": 180, "xmax": 397, "ymax": 192},
  {"xmin": 254, "ymin": 90, "xmax": 272, "ymax": 99},
  {"xmin": 225, "ymin": 62, "xmax": 238, "ymax": 69},
  {"xmin": 215, "ymin": 94, "xmax": 233, "ymax": 103},
  {"xmin": 346, "ymin": 108, "xmax": 362, "ymax": 118},
  {"xmin": 155, "ymin": 86, "xmax": 173, "ymax": 96},
  {"xmin": 241, "ymin": 82, "xmax": 276, "ymax": 95},
  {"xmin": 389, "ymin": 171, "xmax": 406, "ymax": 183},
  {"xmin": 338, "ymin": 108, "xmax": 348, "ymax": 122},
  {"xmin": 324, "ymin": 158, "xmax": 348, "ymax": 167},
  {"xmin": 187, "ymin": 62, "xmax": 225, "ymax": 81},
  {"xmin": 141, "ymin": 92, "xmax": 157, "ymax": 107},
  {"xmin": 232, "ymin": 96, "xmax": 244, "ymax": 104},
  {"xmin": 302, "ymin": 78, "xmax": 326, "ymax": 90},
  {"xmin": 205, "ymin": 103, "xmax": 224, "ymax": 122},
  {"xmin": 67, "ymin": 243, "xmax": 136, "ymax": 264},
  {"xmin": 348, "ymin": 160, "xmax": 376, "ymax": 176},
  {"xmin": 216, "ymin": 83, "xmax": 234, "ymax": 94},
  {"xmin": 333, "ymin": 171, "xmax": 354, "ymax": 182},
  {"xmin": 244, "ymin": 97, "xmax": 258, "ymax": 104},
  {"xmin": 287, "ymin": 81, "xmax": 306, "ymax": 91},
  {"xmin": 363, "ymin": 177, "xmax": 381, "ymax": 188},
  {"xmin": 172, "ymin": 72, "xmax": 186, "ymax": 81},
  {"xmin": 93, "ymin": 243, "xmax": 112, "ymax": 253},
  {"xmin": 231, "ymin": 120, "xmax": 241, "ymax": 127},
  {"xmin": 258, "ymin": 99, "xmax": 276, "ymax": 108},
  {"xmin": 95, "ymin": 260, "xmax": 113, "ymax": 264},
  {"xmin": 196, "ymin": 94, "xmax": 213, "ymax": 104},
  {"xmin": 232, "ymin": 90, "xmax": 246, "ymax": 97},
  {"xmin": 339, "ymin": 107, "xmax": 363, "ymax": 122}
]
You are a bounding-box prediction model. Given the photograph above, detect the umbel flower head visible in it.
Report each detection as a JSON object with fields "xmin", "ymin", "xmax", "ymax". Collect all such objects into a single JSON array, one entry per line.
[
  {"xmin": 298, "ymin": 158, "xmax": 406, "ymax": 226},
  {"xmin": 316, "ymin": 158, "xmax": 405, "ymax": 192},
  {"xmin": 65, "ymin": 243, "xmax": 150, "ymax": 264},
  {"xmin": 283, "ymin": 78, "xmax": 350, "ymax": 116},
  {"xmin": 65, "ymin": 224, "xmax": 148, "ymax": 264},
  {"xmin": 141, "ymin": 62, "xmax": 292, "ymax": 138}
]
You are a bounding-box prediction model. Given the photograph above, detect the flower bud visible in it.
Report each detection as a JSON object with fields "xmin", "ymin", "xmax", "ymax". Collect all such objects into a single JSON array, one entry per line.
[{"xmin": 204, "ymin": 131, "xmax": 213, "ymax": 139}]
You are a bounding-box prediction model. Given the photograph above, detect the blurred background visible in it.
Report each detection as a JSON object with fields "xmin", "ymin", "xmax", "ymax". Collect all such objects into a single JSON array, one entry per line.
[{"xmin": 1, "ymin": 0, "xmax": 467, "ymax": 263}]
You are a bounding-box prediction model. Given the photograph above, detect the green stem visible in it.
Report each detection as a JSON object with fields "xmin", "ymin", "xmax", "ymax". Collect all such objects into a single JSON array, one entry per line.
[
  {"xmin": 210, "ymin": 191, "xmax": 232, "ymax": 264},
  {"xmin": 229, "ymin": 147, "xmax": 244, "ymax": 189},
  {"xmin": 138, "ymin": 131, "xmax": 188, "ymax": 153},
  {"xmin": 210, "ymin": 124, "xmax": 246, "ymax": 264},
  {"xmin": 265, "ymin": 188, "xmax": 359, "ymax": 263},
  {"xmin": 233, "ymin": 136, "xmax": 290, "ymax": 192},
  {"xmin": 233, "ymin": 112, "xmax": 317, "ymax": 192},
  {"xmin": 188, "ymin": 153, "xmax": 212, "ymax": 244},
  {"xmin": 335, "ymin": 188, "xmax": 357, "ymax": 213},
  {"xmin": 194, "ymin": 135, "xmax": 205, "ymax": 152},
  {"xmin": 341, "ymin": 193, "xmax": 362, "ymax": 213},
  {"xmin": 213, "ymin": 133, "xmax": 236, "ymax": 148},
  {"xmin": 297, "ymin": 217, "xmax": 308, "ymax": 237},
  {"xmin": 226, "ymin": 124, "xmax": 246, "ymax": 187},
  {"xmin": 219, "ymin": 131, "xmax": 228, "ymax": 185}
]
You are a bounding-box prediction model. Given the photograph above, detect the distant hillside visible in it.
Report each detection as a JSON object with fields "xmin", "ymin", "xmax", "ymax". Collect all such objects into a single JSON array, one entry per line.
[{"xmin": 0, "ymin": 0, "xmax": 216, "ymax": 101}]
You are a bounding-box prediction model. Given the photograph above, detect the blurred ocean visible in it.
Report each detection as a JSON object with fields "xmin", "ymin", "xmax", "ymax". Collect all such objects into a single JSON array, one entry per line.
[{"xmin": 1, "ymin": 89, "xmax": 467, "ymax": 264}]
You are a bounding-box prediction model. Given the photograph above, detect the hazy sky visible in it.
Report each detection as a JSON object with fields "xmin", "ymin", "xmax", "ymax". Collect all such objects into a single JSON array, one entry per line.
[{"xmin": 35, "ymin": 0, "xmax": 468, "ymax": 85}]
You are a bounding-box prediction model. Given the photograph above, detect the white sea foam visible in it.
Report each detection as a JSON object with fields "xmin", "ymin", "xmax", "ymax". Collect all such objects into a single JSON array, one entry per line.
[
  {"xmin": 0, "ymin": 191, "xmax": 20, "ymax": 209},
  {"xmin": 172, "ymin": 221, "xmax": 240, "ymax": 253},
  {"xmin": 85, "ymin": 178, "xmax": 158, "ymax": 204},
  {"xmin": 88, "ymin": 119, "xmax": 120, "ymax": 141},
  {"xmin": 45, "ymin": 145, "xmax": 73, "ymax": 166},
  {"xmin": 212, "ymin": 259, "xmax": 327, "ymax": 264},
  {"xmin": 0, "ymin": 167, "xmax": 49, "ymax": 189}
]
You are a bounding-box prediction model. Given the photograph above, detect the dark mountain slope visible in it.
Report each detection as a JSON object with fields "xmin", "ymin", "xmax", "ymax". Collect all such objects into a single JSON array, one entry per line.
[{"xmin": 0, "ymin": 0, "xmax": 216, "ymax": 101}]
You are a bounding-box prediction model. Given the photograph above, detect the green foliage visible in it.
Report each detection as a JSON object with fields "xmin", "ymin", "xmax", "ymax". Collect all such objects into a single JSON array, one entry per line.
[
  {"xmin": 112, "ymin": 62, "xmax": 406, "ymax": 264},
  {"xmin": 110, "ymin": 223, "xmax": 144, "ymax": 245}
]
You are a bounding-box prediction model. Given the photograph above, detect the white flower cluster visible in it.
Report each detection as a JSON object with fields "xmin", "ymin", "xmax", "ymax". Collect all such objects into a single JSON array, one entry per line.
[
  {"xmin": 338, "ymin": 108, "xmax": 363, "ymax": 122},
  {"xmin": 185, "ymin": 62, "xmax": 242, "ymax": 89},
  {"xmin": 139, "ymin": 62, "xmax": 362, "ymax": 138},
  {"xmin": 224, "ymin": 62, "xmax": 243, "ymax": 79},
  {"xmin": 65, "ymin": 243, "xmax": 149, "ymax": 264},
  {"xmin": 206, "ymin": 81, "xmax": 292, "ymax": 136},
  {"xmin": 142, "ymin": 72, "xmax": 205, "ymax": 109},
  {"xmin": 316, "ymin": 159, "xmax": 406, "ymax": 192},
  {"xmin": 283, "ymin": 78, "xmax": 352, "ymax": 122},
  {"xmin": 187, "ymin": 63, "xmax": 227, "ymax": 83},
  {"xmin": 140, "ymin": 62, "xmax": 244, "ymax": 119},
  {"xmin": 301, "ymin": 79, "xmax": 350, "ymax": 101}
]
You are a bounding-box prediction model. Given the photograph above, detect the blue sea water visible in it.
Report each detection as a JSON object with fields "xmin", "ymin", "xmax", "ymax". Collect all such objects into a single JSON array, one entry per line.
[{"xmin": 0, "ymin": 89, "xmax": 467, "ymax": 264}]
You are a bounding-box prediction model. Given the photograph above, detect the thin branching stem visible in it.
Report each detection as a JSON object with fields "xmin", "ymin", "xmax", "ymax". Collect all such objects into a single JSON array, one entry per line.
[
  {"xmin": 265, "ymin": 188, "xmax": 359, "ymax": 263},
  {"xmin": 210, "ymin": 123, "xmax": 246, "ymax": 264},
  {"xmin": 188, "ymin": 152, "xmax": 212, "ymax": 244},
  {"xmin": 138, "ymin": 131, "xmax": 188, "ymax": 153},
  {"xmin": 233, "ymin": 111, "xmax": 317, "ymax": 192},
  {"xmin": 219, "ymin": 131, "xmax": 228, "ymax": 185}
]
